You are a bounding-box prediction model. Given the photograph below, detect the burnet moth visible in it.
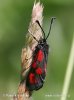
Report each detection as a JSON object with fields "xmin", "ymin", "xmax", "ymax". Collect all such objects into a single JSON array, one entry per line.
[{"xmin": 26, "ymin": 17, "xmax": 56, "ymax": 91}]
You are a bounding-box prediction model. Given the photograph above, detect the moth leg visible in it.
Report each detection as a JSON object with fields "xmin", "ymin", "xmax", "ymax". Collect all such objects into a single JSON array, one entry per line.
[
  {"xmin": 25, "ymin": 55, "xmax": 33, "ymax": 61},
  {"xmin": 28, "ymin": 29, "xmax": 39, "ymax": 42},
  {"xmin": 25, "ymin": 50, "xmax": 35, "ymax": 61}
]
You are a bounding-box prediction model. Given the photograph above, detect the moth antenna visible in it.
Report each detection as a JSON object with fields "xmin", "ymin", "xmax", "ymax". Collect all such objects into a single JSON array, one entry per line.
[
  {"xmin": 36, "ymin": 20, "xmax": 46, "ymax": 38},
  {"xmin": 46, "ymin": 17, "xmax": 56, "ymax": 40}
]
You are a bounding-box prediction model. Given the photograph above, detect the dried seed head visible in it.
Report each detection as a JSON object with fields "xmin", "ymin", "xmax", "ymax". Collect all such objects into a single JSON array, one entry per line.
[
  {"xmin": 16, "ymin": 2, "xmax": 44, "ymax": 100},
  {"xmin": 21, "ymin": 1, "xmax": 44, "ymax": 73}
]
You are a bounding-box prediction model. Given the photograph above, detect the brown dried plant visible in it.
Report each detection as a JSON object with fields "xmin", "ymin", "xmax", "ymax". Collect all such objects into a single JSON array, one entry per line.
[{"xmin": 13, "ymin": 1, "xmax": 44, "ymax": 100}]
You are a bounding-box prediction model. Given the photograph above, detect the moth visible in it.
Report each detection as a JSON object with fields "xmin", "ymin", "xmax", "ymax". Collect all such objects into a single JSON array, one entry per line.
[{"xmin": 25, "ymin": 17, "xmax": 55, "ymax": 91}]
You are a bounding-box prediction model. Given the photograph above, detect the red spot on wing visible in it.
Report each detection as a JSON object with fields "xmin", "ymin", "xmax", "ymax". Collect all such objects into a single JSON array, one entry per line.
[
  {"xmin": 32, "ymin": 62, "xmax": 36, "ymax": 68},
  {"xmin": 29, "ymin": 73, "xmax": 35, "ymax": 84},
  {"xmin": 37, "ymin": 50, "xmax": 44, "ymax": 62},
  {"xmin": 36, "ymin": 67, "xmax": 42, "ymax": 75}
]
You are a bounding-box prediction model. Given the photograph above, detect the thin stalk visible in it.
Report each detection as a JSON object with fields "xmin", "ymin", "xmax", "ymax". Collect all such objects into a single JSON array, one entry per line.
[{"xmin": 61, "ymin": 34, "xmax": 74, "ymax": 100}]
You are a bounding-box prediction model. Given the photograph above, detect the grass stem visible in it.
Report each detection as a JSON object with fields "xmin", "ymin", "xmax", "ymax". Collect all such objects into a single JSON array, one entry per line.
[{"xmin": 61, "ymin": 34, "xmax": 74, "ymax": 100}]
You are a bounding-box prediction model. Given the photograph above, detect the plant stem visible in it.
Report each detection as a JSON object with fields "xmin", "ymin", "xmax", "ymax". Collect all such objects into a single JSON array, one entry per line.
[{"xmin": 61, "ymin": 34, "xmax": 74, "ymax": 100}]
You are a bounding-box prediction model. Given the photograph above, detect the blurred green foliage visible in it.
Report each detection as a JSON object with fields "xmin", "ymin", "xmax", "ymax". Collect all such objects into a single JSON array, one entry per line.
[{"xmin": 0, "ymin": 0, "xmax": 74, "ymax": 100}]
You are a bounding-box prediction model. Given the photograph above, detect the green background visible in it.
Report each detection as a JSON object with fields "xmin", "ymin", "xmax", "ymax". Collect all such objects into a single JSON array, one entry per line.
[{"xmin": 0, "ymin": 0, "xmax": 74, "ymax": 100}]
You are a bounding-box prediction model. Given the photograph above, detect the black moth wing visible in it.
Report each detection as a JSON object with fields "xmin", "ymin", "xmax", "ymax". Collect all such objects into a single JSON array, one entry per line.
[{"xmin": 26, "ymin": 41, "xmax": 49, "ymax": 91}]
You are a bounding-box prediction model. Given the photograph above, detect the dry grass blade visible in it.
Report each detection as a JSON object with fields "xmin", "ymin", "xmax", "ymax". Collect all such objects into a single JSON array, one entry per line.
[{"xmin": 13, "ymin": 1, "xmax": 44, "ymax": 100}]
